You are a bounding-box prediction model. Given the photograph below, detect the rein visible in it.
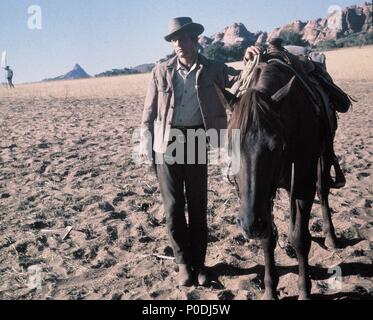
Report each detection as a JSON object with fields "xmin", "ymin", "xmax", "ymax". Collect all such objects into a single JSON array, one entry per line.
[{"xmin": 227, "ymin": 161, "xmax": 241, "ymax": 199}]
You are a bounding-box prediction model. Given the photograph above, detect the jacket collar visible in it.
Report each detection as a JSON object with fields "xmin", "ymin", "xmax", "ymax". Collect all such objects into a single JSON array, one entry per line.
[
  {"xmin": 167, "ymin": 55, "xmax": 178, "ymax": 69},
  {"xmin": 197, "ymin": 54, "xmax": 210, "ymax": 66}
]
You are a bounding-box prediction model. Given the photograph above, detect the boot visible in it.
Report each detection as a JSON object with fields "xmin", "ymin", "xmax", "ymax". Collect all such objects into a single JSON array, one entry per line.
[
  {"xmin": 177, "ymin": 264, "xmax": 193, "ymax": 287},
  {"xmin": 194, "ymin": 266, "xmax": 210, "ymax": 287}
]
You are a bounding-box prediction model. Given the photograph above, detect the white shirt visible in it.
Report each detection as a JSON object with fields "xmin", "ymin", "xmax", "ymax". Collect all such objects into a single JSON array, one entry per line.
[{"xmin": 172, "ymin": 59, "xmax": 204, "ymax": 127}]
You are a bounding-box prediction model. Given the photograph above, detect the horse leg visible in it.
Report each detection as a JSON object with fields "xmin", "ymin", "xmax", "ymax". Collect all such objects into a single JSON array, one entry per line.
[
  {"xmin": 260, "ymin": 230, "xmax": 279, "ymax": 300},
  {"xmin": 288, "ymin": 194, "xmax": 314, "ymax": 300},
  {"xmin": 317, "ymin": 159, "xmax": 340, "ymax": 249}
]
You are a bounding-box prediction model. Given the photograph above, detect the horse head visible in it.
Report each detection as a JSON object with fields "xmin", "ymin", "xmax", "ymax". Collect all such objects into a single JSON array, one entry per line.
[{"xmin": 229, "ymin": 85, "xmax": 287, "ymax": 240}]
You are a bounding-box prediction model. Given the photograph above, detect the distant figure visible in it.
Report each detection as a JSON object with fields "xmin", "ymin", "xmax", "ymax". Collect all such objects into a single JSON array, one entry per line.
[{"xmin": 4, "ymin": 66, "xmax": 14, "ymax": 88}]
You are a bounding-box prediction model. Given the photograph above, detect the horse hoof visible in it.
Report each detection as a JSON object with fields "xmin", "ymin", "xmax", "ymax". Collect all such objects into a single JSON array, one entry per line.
[
  {"xmin": 261, "ymin": 292, "xmax": 278, "ymax": 300},
  {"xmin": 298, "ymin": 293, "xmax": 311, "ymax": 301},
  {"xmin": 325, "ymin": 236, "xmax": 340, "ymax": 250}
]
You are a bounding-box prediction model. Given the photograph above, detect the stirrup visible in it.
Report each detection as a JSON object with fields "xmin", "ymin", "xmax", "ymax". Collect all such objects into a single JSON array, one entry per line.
[
  {"xmin": 330, "ymin": 162, "xmax": 346, "ymax": 189},
  {"xmin": 331, "ymin": 176, "xmax": 346, "ymax": 189}
]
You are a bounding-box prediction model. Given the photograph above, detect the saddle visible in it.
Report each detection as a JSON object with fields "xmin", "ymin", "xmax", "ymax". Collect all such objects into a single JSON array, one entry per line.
[{"xmin": 276, "ymin": 42, "xmax": 355, "ymax": 114}]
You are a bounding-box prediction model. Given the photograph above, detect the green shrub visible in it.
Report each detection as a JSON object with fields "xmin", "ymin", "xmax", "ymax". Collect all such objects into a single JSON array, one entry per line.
[
  {"xmin": 204, "ymin": 42, "xmax": 228, "ymax": 62},
  {"xmin": 316, "ymin": 39, "xmax": 339, "ymax": 50},
  {"xmin": 279, "ymin": 31, "xmax": 309, "ymax": 46},
  {"xmin": 316, "ymin": 32, "xmax": 373, "ymax": 50},
  {"xmin": 225, "ymin": 45, "xmax": 246, "ymax": 62},
  {"xmin": 361, "ymin": 32, "xmax": 373, "ymax": 45},
  {"xmin": 204, "ymin": 42, "xmax": 246, "ymax": 62}
]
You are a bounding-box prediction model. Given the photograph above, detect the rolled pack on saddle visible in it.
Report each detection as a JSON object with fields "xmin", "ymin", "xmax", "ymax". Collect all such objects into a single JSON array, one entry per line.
[{"xmin": 232, "ymin": 38, "xmax": 355, "ymax": 189}]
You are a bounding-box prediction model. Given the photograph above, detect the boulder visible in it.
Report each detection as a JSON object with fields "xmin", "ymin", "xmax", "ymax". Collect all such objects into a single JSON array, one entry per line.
[
  {"xmin": 198, "ymin": 36, "xmax": 213, "ymax": 48},
  {"xmin": 221, "ymin": 23, "xmax": 256, "ymax": 47}
]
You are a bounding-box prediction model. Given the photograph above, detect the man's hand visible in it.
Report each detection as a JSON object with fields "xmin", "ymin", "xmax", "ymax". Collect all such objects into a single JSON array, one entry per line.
[
  {"xmin": 138, "ymin": 128, "xmax": 154, "ymax": 166},
  {"xmin": 244, "ymin": 46, "xmax": 261, "ymax": 62}
]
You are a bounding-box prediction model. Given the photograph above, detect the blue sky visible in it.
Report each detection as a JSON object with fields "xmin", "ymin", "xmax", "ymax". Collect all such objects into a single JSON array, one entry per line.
[{"xmin": 0, "ymin": 0, "xmax": 364, "ymax": 83}]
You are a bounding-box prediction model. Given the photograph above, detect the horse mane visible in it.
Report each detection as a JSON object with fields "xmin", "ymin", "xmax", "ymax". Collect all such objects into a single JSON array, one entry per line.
[{"xmin": 228, "ymin": 88, "xmax": 260, "ymax": 146}]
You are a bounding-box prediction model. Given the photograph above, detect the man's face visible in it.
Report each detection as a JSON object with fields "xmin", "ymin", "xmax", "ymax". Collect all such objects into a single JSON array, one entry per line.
[{"xmin": 171, "ymin": 32, "xmax": 197, "ymax": 61}]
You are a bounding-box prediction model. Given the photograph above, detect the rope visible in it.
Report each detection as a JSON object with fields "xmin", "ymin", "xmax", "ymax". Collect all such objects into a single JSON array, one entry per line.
[{"xmin": 236, "ymin": 54, "xmax": 260, "ymax": 98}]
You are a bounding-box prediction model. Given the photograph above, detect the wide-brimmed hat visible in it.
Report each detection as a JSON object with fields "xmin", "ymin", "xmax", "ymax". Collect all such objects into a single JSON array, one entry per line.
[{"xmin": 164, "ymin": 17, "xmax": 204, "ymax": 42}]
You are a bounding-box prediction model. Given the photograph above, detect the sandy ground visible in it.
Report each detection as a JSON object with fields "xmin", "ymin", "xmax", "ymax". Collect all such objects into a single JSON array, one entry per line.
[{"xmin": 0, "ymin": 46, "xmax": 372, "ymax": 300}]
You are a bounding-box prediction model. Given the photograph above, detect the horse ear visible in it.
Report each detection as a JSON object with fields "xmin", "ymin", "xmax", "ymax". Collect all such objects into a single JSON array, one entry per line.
[{"xmin": 271, "ymin": 76, "xmax": 296, "ymax": 103}]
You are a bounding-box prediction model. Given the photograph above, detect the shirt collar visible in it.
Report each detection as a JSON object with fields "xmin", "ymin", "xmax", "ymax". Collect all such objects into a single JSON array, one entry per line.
[{"xmin": 177, "ymin": 57, "xmax": 198, "ymax": 72}]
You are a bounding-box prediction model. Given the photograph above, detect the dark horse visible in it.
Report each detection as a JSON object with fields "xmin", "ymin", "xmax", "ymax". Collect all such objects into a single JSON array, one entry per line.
[{"xmin": 228, "ymin": 44, "xmax": 343, "ymax": 300}]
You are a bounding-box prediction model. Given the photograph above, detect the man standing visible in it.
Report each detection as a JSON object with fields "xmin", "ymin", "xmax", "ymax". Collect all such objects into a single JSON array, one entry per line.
[
  {"xmin": 5, "ymin": 66, "xmax": 14, "ymax": 88},
  {"xmin": 140, "ymin": 17, "xmax": 255, "ymax": 286}
]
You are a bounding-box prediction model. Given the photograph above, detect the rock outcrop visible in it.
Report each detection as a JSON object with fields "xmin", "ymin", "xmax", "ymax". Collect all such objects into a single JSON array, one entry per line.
[
  {"xmin": 268, "ymin": 2, "xmax": 372, "ymax": 45},
  {"xmin": 220, "ymin": 23, "xmax": 257, "ymax": 47},
  {"xmin": 210, "ymin": 23, "xmax": 257, "ymax": 47},
  {"xmin": 198, "ymin": 36, "xmax": 213, "ymax": 48},
  {"xmin": 206, "ymin": 2, "xmax": 371, "ymax": 48}
]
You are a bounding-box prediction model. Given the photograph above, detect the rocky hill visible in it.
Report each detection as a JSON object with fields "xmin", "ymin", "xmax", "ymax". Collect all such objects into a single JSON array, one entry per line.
[
  {"xmin": 269, "ymin": 2, "xmax": 372, "ymax": 45},
  {"xmin": 200, "ymin": 2, "xmax": 372, "ymax": 49},
  {"xmin": 199, "ymin": 23, "xmax": 266, "ymax": 48},
  {"xmin": 43, "ymin": 64, "xmax": 91, "ymax": 82}
]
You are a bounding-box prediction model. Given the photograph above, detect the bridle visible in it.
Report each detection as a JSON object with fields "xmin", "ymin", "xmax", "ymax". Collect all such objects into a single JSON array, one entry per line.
[
  {"xmin": 227, "ymin": 160, "xmax": 241, "ymax": 199},
  {"xmin": 226, "ymin": 126, "xmax": 288, "ymax": 203},
  {"xmin": 226, "ymin": 62, "xmax": 299, "ymax": 234}
]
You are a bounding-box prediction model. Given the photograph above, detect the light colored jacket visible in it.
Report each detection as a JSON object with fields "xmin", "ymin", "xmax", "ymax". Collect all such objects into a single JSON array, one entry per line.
[{"xmin": 141, "ymin": 54, "xmax": 241, "ymax": 154}]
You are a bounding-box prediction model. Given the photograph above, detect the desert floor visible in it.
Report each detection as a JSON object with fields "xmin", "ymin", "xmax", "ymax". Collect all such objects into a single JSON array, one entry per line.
[{"xmin": 0, "ymin": 46, "xmax": 372, "ymax": 300}]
